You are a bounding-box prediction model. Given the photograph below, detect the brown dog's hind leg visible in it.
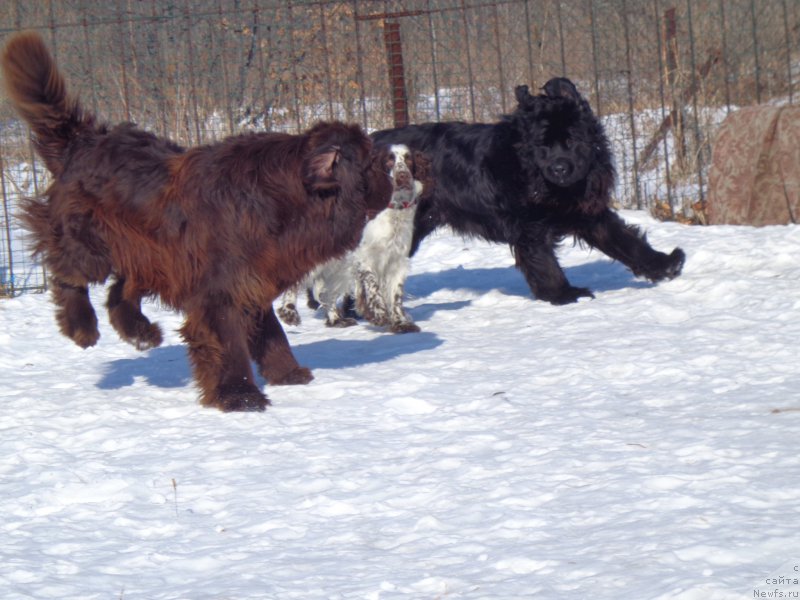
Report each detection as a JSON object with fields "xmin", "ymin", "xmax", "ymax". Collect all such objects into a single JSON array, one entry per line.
[
  {"xmin": 106, "ymin": 277, "xmax": 163, "ymax": 350},
  {"xmin": 52, "ymin": 279, "xmax": 100, "ymax": 348}
]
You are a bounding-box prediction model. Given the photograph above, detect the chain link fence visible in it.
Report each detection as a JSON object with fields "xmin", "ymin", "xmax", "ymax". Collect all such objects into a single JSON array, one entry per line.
[{"xmin": 1, "ymin": 0, "xmax": 797, "ymax": 296}]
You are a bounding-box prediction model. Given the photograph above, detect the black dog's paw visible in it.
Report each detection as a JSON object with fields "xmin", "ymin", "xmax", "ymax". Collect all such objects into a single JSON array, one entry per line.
[
  {"xmin": 643, "ymin": 248, "xmax": 686, "ymax": 282},
  {"xmin": 305, "ymin": 290, "xmax": 320, "ymax": 310},
  {"xmin": 543, "ymin": 285, "xmax": 595, "ymax": 305},
  {"xmin": 341, "ymin": 295, "xmax": 358, "ymax": 320},
  {"xmin": 664, "ymin": 248, "xmax": 686, "ymax": 279}
]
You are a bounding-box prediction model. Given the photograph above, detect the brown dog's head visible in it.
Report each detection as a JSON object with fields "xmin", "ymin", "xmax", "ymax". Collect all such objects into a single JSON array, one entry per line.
[{"xmin": 301, "ymin": 122, "xmax": 393, "ymax": 216}]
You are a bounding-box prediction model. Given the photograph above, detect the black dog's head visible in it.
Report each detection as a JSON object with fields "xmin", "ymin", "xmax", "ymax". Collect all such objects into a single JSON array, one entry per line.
[{"xmin": 513, "ymin": 78, "xmax": 615, "ymax": 204}]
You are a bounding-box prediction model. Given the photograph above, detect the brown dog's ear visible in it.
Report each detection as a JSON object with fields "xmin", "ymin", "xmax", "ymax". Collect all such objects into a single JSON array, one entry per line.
[{"xmin": 304, "ymin": 145, "xmax": 341, "ymax": 193}]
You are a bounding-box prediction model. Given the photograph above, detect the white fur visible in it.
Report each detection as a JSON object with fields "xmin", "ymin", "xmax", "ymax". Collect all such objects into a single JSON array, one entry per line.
[{"xmin": 278, "ymin": 144, "xmax": 422, "ymax": 333}]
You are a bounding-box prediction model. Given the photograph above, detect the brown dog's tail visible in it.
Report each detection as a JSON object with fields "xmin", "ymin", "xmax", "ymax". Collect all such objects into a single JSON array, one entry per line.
[{"xmin": 1, "ymin": 31, "xmax": 90, "ymax": 176}]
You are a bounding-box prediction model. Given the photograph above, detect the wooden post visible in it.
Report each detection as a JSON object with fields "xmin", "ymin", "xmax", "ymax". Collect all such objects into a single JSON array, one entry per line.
[
  {"xmin": 663, "ymin": 7, "xmax": 686, "ymax": 166},
  {"xmin": 383, "ymin": 19, "xmax": 409, "ymax": 128}
]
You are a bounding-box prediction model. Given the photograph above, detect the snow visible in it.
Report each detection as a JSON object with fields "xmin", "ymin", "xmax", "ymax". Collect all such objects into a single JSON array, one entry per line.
[{"xmin": 1, "ymin": 211, "xmax": 799, "ymax": 599}]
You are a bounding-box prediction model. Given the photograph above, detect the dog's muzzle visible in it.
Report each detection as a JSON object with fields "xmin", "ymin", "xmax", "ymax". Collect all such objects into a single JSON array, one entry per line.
[
  {"xmin": 393, "ymin": 165, "xmax": 414, "ymax": 191},
  {"xmin": 387, "ymin": 161, "xmax": 417, "ymax": 209},
  {"xmin": 546, "ymin": 158, "xmax": 575, "ymax": 185}
]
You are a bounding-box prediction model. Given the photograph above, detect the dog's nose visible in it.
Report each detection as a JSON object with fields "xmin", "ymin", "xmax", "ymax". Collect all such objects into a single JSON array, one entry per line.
[
  {"xmin": 549, "ymin": 159, "xmax": 572, "ymax": 180},
  {"xmin": 394, "ymin": 168, "xmax": 412, "ymax": 189}
]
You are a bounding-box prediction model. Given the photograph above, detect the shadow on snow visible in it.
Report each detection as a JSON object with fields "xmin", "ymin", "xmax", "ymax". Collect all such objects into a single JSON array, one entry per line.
[
  {"xmin": 406, "ymin": 259, "xmax": 652, "ymax": 299},
  {"xmin": 97, "ymin": 331, "xmax": 442, "ymax": 390},
  {"xmin": 97, "ymin": 259, "xmax": 647, "ymax": 390}
]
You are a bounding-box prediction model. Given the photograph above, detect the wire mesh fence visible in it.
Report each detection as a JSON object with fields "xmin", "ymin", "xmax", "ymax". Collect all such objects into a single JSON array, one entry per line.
[{"xmin": 1, "ymin": 0, "xmax": 797, "ymax": 296}]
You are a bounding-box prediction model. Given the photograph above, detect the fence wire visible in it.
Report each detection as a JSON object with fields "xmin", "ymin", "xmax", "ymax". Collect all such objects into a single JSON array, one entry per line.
[{"xmin": 1, "ymin": 0, "xmax": 798, "ymax": 296}]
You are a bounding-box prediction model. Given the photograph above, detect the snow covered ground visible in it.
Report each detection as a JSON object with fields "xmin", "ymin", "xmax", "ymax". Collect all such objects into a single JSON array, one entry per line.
[{"xmin": 1, "ymin": 211, "xmax": 799, "ymax": 599}]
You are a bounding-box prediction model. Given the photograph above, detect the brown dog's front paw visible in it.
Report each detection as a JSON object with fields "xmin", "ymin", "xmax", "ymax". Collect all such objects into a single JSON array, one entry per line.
[
  {"xmin": 270, "ymin": 366, "xmax": 314, "ymax": 386},
  {"xmin": 213, "ymin": 386, "xmax": 271, "ymax": 412}
]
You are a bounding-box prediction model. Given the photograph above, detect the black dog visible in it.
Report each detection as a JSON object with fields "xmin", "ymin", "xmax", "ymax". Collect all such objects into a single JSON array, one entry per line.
[{"xmin": 372, "ymin": 78, "xmax": 685, "ymax": 305}]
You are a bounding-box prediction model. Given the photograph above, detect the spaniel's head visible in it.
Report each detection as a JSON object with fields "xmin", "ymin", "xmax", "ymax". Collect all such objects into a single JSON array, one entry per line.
[{"xmin": 386, "ymin": 144, "xmax": 431, "ymax": 209}]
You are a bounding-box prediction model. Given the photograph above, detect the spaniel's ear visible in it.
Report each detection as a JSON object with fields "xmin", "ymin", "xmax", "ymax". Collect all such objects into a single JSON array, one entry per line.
[
  {"xmin": 304, "ymin": 145, "xmax": 341, "ymax": 193},
  {"xmin": 411, "ymin": 151, "xmax": 434, "ymax": 199},
  {"xmin": 411, "ymin": 151, "xmax": 432, "ymax": 182},
  {"xmin": 364, "ymin": 143, "xmax": 394, "ymax": 213}
]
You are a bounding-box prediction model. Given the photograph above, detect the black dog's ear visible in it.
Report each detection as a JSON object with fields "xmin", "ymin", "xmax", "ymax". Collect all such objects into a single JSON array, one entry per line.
[
  {"xmin": 514, "ymin": 84, "xmax": 535, "ymax": 108},
  {"xmin": 542, "ymin": 77, "xmax": 581, "ymax": 102}
]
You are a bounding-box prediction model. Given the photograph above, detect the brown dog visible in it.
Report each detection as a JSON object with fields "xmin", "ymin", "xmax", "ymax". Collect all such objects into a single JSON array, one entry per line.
[{"xmin": 1, "ymin": 32, "xmax": 393, "ymax": 411}]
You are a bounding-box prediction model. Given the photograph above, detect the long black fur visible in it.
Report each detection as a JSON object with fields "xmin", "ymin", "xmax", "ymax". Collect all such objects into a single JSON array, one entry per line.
[{"xmin": 372, "ymin": 78, "xmax": 685, "ymax": 305}]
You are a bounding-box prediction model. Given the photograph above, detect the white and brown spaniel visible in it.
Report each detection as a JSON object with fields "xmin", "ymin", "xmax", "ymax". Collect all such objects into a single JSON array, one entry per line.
[{"xmin": 278, "ymin": 144, "xmax": 431, "ymax": 334}]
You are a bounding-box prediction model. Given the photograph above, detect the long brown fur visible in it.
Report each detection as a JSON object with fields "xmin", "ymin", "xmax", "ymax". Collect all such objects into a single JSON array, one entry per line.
[{"xmin": 1, "ymin": 31, "xmax": 393, "ymax": 411}]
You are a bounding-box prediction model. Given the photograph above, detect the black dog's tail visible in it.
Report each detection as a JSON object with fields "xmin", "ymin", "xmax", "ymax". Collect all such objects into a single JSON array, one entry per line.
[{"xmin": 1, "ymin": 31, "xmax": 92, "ymax": 176}]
